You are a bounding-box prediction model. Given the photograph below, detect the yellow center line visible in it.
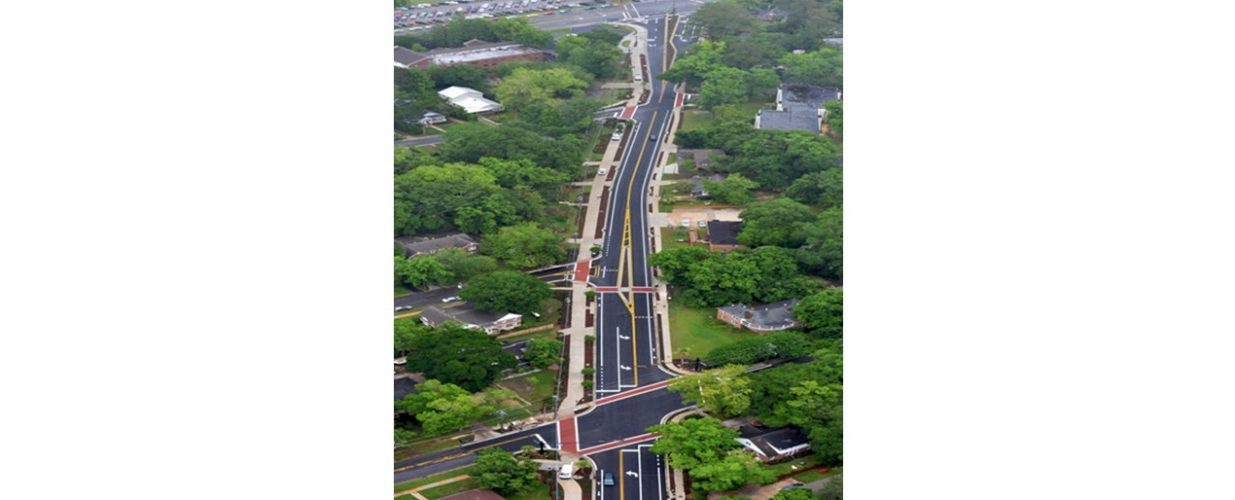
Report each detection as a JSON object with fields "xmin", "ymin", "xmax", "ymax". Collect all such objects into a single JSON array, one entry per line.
[{"xmin": 619, "ymin": 451, "xmax": 626, "ymax": 500}]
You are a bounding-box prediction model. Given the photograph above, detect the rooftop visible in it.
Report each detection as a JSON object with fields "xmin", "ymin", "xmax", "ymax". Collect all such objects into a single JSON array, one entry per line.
[
  {"xmin": 395, "ymin": 232, "xmax": 477, "ymax": 256},
  {"xmin": 708, "ymin": 221, "xmax": 743, "ymax": 245},
  {"xmin": 781, "ymin": 84, "xmax": 842, "ymax": 112},
  {"xmin": 395, "ymin": 40, "xmax": 542, "ymax": 67},
  {"xmin": 738, "ymin": 425, "xmax": 811, "ymax": 457},
  {"xmin": 719, "ymin": 298, "xmax": 800, "ymax": 330},
  {"xmin": 757, "ymin": 109, "xmax": 820, "ymax": 133}
]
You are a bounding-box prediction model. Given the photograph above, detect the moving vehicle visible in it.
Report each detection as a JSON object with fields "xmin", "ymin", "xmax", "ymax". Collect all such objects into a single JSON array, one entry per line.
[
  {"xmin": 558, "ymin": 464, "xmax": 574, "ymax": 479},
  {"xmin": 648, "ymin": 133, "xmax": 657, "ymax": 141},
  {"xmin": 441, "ymin": 296, "xmax": 461, "ymax": 303},
  {"xmin": 603, "ymin": 472, "xmax": 615, "ymax": 487}
]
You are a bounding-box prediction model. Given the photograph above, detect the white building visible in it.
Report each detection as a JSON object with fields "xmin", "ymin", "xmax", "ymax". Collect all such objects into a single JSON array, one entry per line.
[{"xmin": 437, "ymin": 86, "xmax": 504, "ymax": 114}]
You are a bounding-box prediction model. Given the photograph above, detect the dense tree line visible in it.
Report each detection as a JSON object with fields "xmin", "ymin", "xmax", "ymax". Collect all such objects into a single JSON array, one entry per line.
[
  {"xmin": 649, "ymin": 246, "xmax": 818, "ymax": 307},
  {"xmin": 395, "ymin": 17, "xmax": 553, "ymax": 51}
]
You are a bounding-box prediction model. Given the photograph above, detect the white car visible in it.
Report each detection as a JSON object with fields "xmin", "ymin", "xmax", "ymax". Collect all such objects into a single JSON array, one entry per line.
[
  {"xmin": 698, "ymin": 220, "xmax": 707, "ymax": 227},
  {"xmin": 680, "ymin": 218, "xmax": 691, "ymax": 227},
  {"xmin": 442, "ymin": 296, "xmax": 461, "ymax": 303},
  {"xmin": 598, "ymin": 168, "xmax": 606, "ymax": 175}
]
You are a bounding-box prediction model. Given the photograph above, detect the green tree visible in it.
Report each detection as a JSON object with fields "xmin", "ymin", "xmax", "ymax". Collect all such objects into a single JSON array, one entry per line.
[
  {"xmin": 703, "ymin": 331, "xmax": 812, "ymax": 366},
  {"xmin": 523, "ymin": 337, "xmax": 562, "ymax": 369},
  {"xmin": 405, "ymin": 327, "xmax": 516, "ymax": 391},
  {"xmin": 780, "ymin": 47, "xmax": 843, "ymax": 87},
  {"xmin": 395, "ymin": 317, "xmax": 431, "ymax": 356},
  {"xmin": 460, "ymin": 270, "xmax": 553, "ymax": 315},
  {"xmin": 394, "ymin": 146, "xmax": 438, "ymax": 176},
  {"xmin": 691, "ymin": 450, "xmax": 776, "ymax": 492},
  {"xmin": 437, "ymin": 123, "xmax": 588, "ymax": 173},
  {"xmin": 648, "ymin": 417, "xmax": 741, "ymax": 471},
  {"xmin": 491, "ymin": 17, "xmax": 555, "ymax": 48},
  {"xmin": 432, "ymin": 248, "xmax": 498, "ymax": 283},
  {"xmin": 394, "ymin": 380, "xmax": 511, "ymax": 435},
  {"xmin": 394, "ymin": 163, "xmax": 500, "ymax": 236},
  {"xmin": 395, "ymin": 255, "xmax": 455, "ymax": 289},
  {"xmin": 824, "ymin": 100, "xmax": 843, "ymax": 139},
  {"xmin": 473, "ymin": 449, "xmax": 541, "ymax": 496},
  {"xmin": 557, "ymin": 33, "xmax": 624, "ymax": 79},
  {"xmin": 737, "ymin": 198, "xmax": 817, "ymax": 248},
  {"xmin": 699, "ymin": 66, "xmax": 750, "ymax": 109},
  {"xmin": 668, "ymin": 365, "xmax": 753, "ymax": 418},
  {"xmin": 691, "ymin": 0, "xmax": 756, "ymax": 39},
  {"xmin": 482, "ymin": 223, "xmax": 565, "ymax": 269},
  {"xmin": 818, "ymin": 472, "xmax": 843, "ymax": 500},
  {"xmin": 703, "ymin": 173, "xmax": 759, "ymax": 205},
  {"xmin": 721, "ymin": 33, "xmax": 789, "ymax": 70},
  {"xmin": 794, "ymin": 208, "xmax": 843, "ymax": 280},
  {"xmin": 772, "ymin": 487, "xmax": 815, "ymax": 500},
  {"xmin": 794, "ymin": 288, "xmax": 842, "ymax": 338},
  {"xmin": 648, "ymin": 246, "xmax": 711, "ymax": 285},
  {"xmin": 495, "ymin": 67, "xmax": 590, "ymax": 111},
  {"xmin": 476, "ymin": 157, "xmax": 569, "ymax": 199},
  {"xmin": 426, "ymin": 64, "xmax": 491, "ymax": 94},
  {"xmin": 785, "ymin": 168, "xmax": 842, "ymax": 209},
  {"xmin": 660, "ymin": 40, "xmax": 726, "ymax": 86}
]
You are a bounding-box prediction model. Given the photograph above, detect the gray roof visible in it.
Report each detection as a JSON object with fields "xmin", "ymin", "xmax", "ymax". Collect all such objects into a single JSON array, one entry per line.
[
  {"xmin": 739, "ymin": 426, "xmax": 810, "ymax": 457},
  {"xmin": 718, "ymin": 299, "xmax": 800, "ymax": 330},
  {"xmin": 395, "ymin": 46, "xmax": 428, "ymax": 66},
  {"xmin": 757, "ymin": 109, "xmax": 820, "ymax": 133},
  {"xmin": 421, "ymin": 304, "xmax": 511, "ymax": 328},
  {"xmin": 782, "ymin": 84, "xmax": 842, "ymax": 112},
  {"xmin": 708, "ymin": 221, "xmax": 743, "ymax": 245},
  {"xmin": 395, "ymin": 232, "xmax": 477, "ymax": 256}
]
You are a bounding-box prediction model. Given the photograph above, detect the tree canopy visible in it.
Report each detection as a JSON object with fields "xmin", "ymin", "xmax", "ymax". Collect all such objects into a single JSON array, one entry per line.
[
  {"xmin": 474, "ymin": 449, "xmax": 542, "ymax": 496},
  {"xmin": 459, "ymin": 270, "xmax": 552, "ymax": 315},
  {"xmin": 793, "ymin": 288, "xmax": 842, "ymax": 338},
  {"xmin": 651, "ymin": 246, "xmax": 817, "ymax": 307},
  {"xmin": 523, "ymin": 337, "xmax": 563, "ymax": 369},
  {"xmin": 404, "ymin": 326, "xmax": 516, "ymax": 392},
  {"xmin": 395, "ymin": 380, "xmax": 514, "ymax": 435},
  {"xmin": 668, "ymin": 365, "xmax": 753, "ymax": 418},
  {"xmin": 495, "ymin": 67, "xmax": 590, "ymax": 111},
  {"xmin": 482, "ymin": 222, "xmax": 565, "ymax": 270}
]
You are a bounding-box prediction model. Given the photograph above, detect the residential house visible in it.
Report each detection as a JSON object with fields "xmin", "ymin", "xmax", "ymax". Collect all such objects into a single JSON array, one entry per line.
[
  {"xmin": 438, "ymin": 86, "xmax": 504, "ymax": 114},
  {"xmin": 420, "ymin": 304, "xmax": 523, "ymax": 334},
  {"xmin": 754, "ymin": 84, "xmax": 843, "ymax": 134},
  {"xmin": 736, "ymin": 426, "xmax": 811, "ymax": 463},
  {"xmin": 716, "ymin": 298, "xmax": 800, "ymax": 332},
  {"xmin": 395, "ymin": 232, "xmax": 478, "ymax": 258},
  {"xmin": 707, "ymin": 220, "xmax": 743, "ymax": 252},
  {"xmin": 394, "ymin": 39, "xmax": 545, "ymax": 69},
  {"xmin": 689, "ymin": 174, "xmax": 725, "ymax": 200}
]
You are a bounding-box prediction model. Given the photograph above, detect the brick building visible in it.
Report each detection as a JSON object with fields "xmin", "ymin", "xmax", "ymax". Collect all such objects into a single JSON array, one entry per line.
[{"xmin": 394, "ymin": 39, "xmax": 545, "ymax": 69}]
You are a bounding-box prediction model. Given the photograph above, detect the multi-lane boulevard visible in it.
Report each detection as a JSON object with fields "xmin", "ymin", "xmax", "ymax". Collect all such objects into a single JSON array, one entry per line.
[{"xmin": 396, "ymin": 11, "xmax": 696, "ymax": 499}]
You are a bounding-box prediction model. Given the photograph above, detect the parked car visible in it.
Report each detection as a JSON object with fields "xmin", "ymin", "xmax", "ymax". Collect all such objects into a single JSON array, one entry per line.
[
  {"xmin": 442, "ymin": 296, "xmax": 461, "ymax": 303},
  {"xmin": 598, "ymin": 168, "xmax": 606, "ymax": 175},
  {"xmin": 558, "ymin": 464, "xmax": 574, "ymax": 479},
  {"xmin": 698, "ymin": 220, "xmax": 707, "ymax": 227}
]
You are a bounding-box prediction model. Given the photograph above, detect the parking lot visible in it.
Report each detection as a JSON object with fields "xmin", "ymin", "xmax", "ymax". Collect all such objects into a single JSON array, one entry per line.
[{"xmin": 394, "ymin": 0, "xmax": 589, "ymax": 31}]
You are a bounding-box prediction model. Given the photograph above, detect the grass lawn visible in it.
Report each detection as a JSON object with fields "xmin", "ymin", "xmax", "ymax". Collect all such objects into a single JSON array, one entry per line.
[
  {"xmin": 765, "ymin": 453, "xmax": 824, "ymax": 478},
  {"xmin": 497, "ymin": 369, "xmax": 558, "ymax": 404},
  {"xmin": 395, "ymin": 285, "xmax": 411, "ymax": 297},
  {"xmin": 679, "ymin": 109, "xmax": 715, "ymax": 131},
  {"xmin": 660, "ymin": 227, "xmax": 694, "ymax": 252},
  {"xmin": 420, "ymin": 477, "xmax": 481, "ymax": 499},
  {"xmin": 667, "ymin": 298, "xmax": 761, "ymax": 359},
  {"xmin": 394, "ymin": 432, "xmax": 467, "ymax": 462},
  {"xmin": 793, "ymin": 466, "xmax": 839, "ymax": 484},
  {"xmin": 500, "ymin": 328, "xmax": 560, "ymax": 342},
  {"xmin": 507, "ymin": 485, "xmax": 554, "ymax": 500},
  {"xmin": 395, "ymin": 464, "xmax": 480, "ymax": 493}
]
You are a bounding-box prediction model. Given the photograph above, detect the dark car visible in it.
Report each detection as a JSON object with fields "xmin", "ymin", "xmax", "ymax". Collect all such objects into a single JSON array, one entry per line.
[
  {"xmin": 648, "ymin": 133, "xmax": 657, "ymax": 141},
  {"xmin": 603, "ymin": 472, "xmax": 615, "ymax": 487}
]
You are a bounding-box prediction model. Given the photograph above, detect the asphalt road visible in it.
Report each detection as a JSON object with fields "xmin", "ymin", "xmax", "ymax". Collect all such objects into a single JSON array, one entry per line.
[
  {"xmin": 394, "ymin": 286, "xmax": 461, "ymax": 311},
  {"xmin": 591, "ymin": 13, "xmax": 689, "ymax": 395},
  {"xmin": 394, "ymin": 12, "xmax": 699, "ymax": 497},
  {"xmin": 394, "ymin": 0, "xmax": 703, "ymax": 35},
  {"xmin": 394, "ymin": 135, "xmax": 445, "ymax": 147},
  {"xmin": 590, "ymin": 444, "xmax": 665, "ymax": 500},
  {"xmin": 393, "ymin": 424, "xmax": 559, "ymax": 483}
]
